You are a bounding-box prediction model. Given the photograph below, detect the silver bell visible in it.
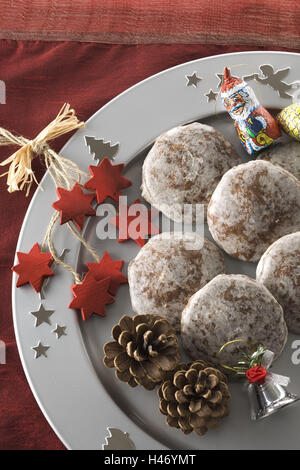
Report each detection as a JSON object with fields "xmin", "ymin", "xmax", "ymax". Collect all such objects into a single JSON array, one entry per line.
[{"xmin": 248, "ymin": 381, "xmax": 299, "ymax": 421}]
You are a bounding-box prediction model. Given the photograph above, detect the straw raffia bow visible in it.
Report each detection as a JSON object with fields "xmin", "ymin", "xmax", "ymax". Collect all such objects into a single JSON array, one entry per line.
[{"xmin": 0, "ymin": 103, "xmax": 86, "ymax": 195}]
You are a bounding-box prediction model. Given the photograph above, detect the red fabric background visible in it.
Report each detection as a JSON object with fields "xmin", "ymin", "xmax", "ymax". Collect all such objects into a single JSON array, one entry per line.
[
  {"xmin": 0, "ymin": 40, "xmax": 298, "ymax": 450},
  {"xmin": 0, "ymin": 0, "xmax": 299, "ymax": 48}
]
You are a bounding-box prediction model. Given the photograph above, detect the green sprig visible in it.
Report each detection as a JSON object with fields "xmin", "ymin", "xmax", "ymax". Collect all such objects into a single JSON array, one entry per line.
[{"xmin": 234, "ymin": 344, "xmax": 267, "ymax": 375}]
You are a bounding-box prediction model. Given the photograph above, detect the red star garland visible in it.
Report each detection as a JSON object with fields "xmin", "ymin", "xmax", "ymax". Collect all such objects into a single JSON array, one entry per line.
[
  {"xmin": 12, "ymin": 243, "xmax": 54, "ymax": 292},
  {"xmin": 110, "ymin": 198, "xmax": 160, "ymax": 247},
  {"xmin": 86, "ymin": 251, "xmax": 127, "ymax": 296},
  {"xmin": 83, "ymin": 158, "xmax": 132, "ymax": 204},
  {"xmin": 52, "ymin": 182, "xmax": 96, "ymax": 231},
  {"xmin": 69, "ymin": 273, "xmax": 115, "ymax": 321}
]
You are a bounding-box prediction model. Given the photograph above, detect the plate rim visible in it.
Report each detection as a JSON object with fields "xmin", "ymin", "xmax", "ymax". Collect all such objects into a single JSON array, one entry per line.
[{"xmin": 12, "ymin": 50, "xmax": 300, "ymax": 450}]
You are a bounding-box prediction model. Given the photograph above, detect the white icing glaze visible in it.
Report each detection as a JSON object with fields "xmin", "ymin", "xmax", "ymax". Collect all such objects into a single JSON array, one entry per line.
[
  {"xmin": 141, "ymin": 122, "xmax": 240, "ymax": 222},
  {"xmin": 128, "ymin": 232, "xmax": 225, "ymax": 331},
  {"xmin": 258, "ymin": 141, "xmax": 300, "ymax": 180},
  {"xmin": 256, "ymin": 231, "xmax": 300, "ymax": 334},
  {"xmin": 207, "ymin": 160, "xmax": 300, "ymax": 262},
  {"xmin": 181, "ymin": 274, "xmax": 287, "ymax": 369}
]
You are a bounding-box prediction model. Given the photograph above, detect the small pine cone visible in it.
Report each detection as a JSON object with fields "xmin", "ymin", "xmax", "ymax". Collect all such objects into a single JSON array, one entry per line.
[
  {"xmin": 103, "ymin": 314, "xmax": 180, "ymax": 390},
  {"xmin": 158, "ymin": 361, "xmax": 230, "ymax": 436}
]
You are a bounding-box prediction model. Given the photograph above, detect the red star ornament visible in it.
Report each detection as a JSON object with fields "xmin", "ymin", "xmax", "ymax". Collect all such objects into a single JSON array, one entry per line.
[
  {"xmin": 12, "ymin": 243, "xmax": 54, "ymax": 292},
  {"xmin": 86, "ymin": 251, "xmax": 127, "ymax": 296},
  {"xmin": 110, "ymin": 198, "xmax": 160, "ymax": 247},
  {"xmin": 83, "ymin": 158, "xmax": 132, "ymax": 204},
  {"xmin": 68, "ymin": 273, "xmax": 115, "ymax": 321},
  {"xmin": 52, "ymin": 182, "xmax": 96, "ymax": 231}
]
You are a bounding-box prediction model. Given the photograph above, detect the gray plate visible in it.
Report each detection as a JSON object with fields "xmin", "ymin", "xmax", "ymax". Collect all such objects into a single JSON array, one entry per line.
[{"xmin": 13, "ymin": 51, "xmax": 300, "ymax": 450}]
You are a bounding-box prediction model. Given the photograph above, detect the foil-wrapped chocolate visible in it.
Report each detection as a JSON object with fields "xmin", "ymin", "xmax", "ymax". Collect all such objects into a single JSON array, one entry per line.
[
  {"xmin": 277, "ymin": 103, "xmax": 300, "ymax": 141},
  {"xmin": 221, "ymin": 67, "xmax": 281, "ymax": 155}
]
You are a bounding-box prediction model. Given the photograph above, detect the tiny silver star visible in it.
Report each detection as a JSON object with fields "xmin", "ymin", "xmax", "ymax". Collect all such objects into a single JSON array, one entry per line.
[
  {"xmin": 30, "ymin": 304, "xmax": 54, "ymax": 327},
  {"xmin": 186, "ymin": 72, "xmax": 202, "ymax": 88},
  {"xmin": 52, "ymin": 324, "xmax": 67, "ymax": 339},
  {"xmin": 32, "ymin": 341, "xmax": 49, "ymax": 359},
  {"xmin": 205, "ymin": 89, "xmax": 219, "ymax": 102}
]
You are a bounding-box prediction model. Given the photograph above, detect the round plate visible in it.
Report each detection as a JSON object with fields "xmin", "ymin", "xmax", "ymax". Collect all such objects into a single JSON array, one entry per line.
[{"xmin": 13, "ymin": 51, "xmax": 300, "ymax": 450}]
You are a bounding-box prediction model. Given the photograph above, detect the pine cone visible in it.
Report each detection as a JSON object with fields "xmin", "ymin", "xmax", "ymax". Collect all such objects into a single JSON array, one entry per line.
[
  {"xmin": 158, "ymin": 361, "xmax": 230, "ymax": 436},
  {"xmin": 103, "ymin": 314, "xmax": 180, "ymax": 390}
]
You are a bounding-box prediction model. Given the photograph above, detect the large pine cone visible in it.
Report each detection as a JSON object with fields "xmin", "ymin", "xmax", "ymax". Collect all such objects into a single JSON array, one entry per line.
[
  {"xmin": 158, "ymin": 361, "xmax": 230, "ymax": 435},
  {"xmin": 103, "ymin": 314, "xmax": 180, "ymax": 390}
]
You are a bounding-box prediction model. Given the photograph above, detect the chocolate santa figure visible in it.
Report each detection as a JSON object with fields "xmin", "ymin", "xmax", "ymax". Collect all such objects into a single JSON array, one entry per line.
[{"xmin": 221, "ymin": 67, "xmax": 281, "ymax": 155}]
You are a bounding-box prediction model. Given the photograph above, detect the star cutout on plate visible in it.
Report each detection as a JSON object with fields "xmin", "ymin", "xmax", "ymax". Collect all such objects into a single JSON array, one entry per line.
[
  {"xmin": 69, "ymin": 274, "xmax": 115, "ymax": 321},
  {"xmin": 110, "ymin": 198, "xmax": 160, "ymax": 247},
  {"xmin": 52, "ymin": 324, "xmax": 67, "ymax": 339},
  {"xmin": 205, "ymin": 89, "xmax": 219, "ymax": 102},
  {"xmin": 86, "ymin": 251, "xmax": 127, "ymax": 296},
  {"xmin": 12, "ymin": 243, "xmax": 54, "ymax": 292},
  {"xmin": 32, "ymin": 341, "xmax": 49, "ymax": 359},
  {"xmin": 83, "ymin": 158, "xmax": 132, "ymax": 204},
  {"xmin": 52, "ymin": 182, "xmax": 96, "ymax": 231},
  {"xmin": 185, "ymin": 72, "xmax": 202, "ymax": 88},
  {"xmin": 30, "ymin": 303, "xmax": 54, "ymax": 327}
]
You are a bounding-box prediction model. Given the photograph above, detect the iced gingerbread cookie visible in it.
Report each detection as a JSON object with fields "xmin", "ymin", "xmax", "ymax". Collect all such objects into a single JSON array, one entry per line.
[
  {"xmin": 207, "ymin": 160, "xmax": 300, "ymax": 262},
  {"xmin": 141, "ymin": 122, "xmax": 240, "ymax": 222},
  {"xmin": 256, "ymin": 232, "xmax": 300, "ymax": 334},
  {"xmin": 181, "ymin": 274, "xmax": 287, "ymax": 368},
  {"xmin": 128, "ymin": 232, "xmax": 225, "ymax": 331},
  {"xmin": 258, "ymin": 141, "xmax": 300, "ymax": 180}
]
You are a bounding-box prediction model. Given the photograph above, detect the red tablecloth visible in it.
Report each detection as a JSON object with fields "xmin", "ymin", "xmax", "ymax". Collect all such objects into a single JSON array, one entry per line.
[{"xmin": 0, "ymin": 1, "xmax": 299, "ymax": 451}]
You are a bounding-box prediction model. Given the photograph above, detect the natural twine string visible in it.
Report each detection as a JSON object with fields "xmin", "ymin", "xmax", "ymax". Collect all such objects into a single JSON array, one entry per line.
[
  {"xmin": 0, "ymin": 103, "xmax": 100, "ymax": 283},
  {"xmin": 43, "ymin": 212, "xmax": 81, "ymax": 284}
]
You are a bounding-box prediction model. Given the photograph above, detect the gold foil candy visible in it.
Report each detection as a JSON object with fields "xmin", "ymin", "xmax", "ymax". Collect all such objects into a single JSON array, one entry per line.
[{"xmin": 277, "ymin": 103, "xmax": 300, "ymax": 141}]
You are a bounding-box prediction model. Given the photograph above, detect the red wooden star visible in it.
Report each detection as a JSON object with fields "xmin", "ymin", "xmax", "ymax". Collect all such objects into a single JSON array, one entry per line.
[
  {"xmin": 52, "ymin": 182, "xmax": 96, "ymax": 231},
  {"xmin": 110, "ymin": 198, "xmax": 160, "ymax": 247},
  {"xmin": 12, "ymin": 243, "xmax": 54, "ymax": 292},
  {"xmin": 83, "ymin": 158, "xmax": 132, "ymax": 204},
  {"xmin": 68, "ymin": 273, "xmax": 115, "ymax": 321},
  {"xmin": 86, "ymin": 251, "xmax": 127, "ymax": 295}
]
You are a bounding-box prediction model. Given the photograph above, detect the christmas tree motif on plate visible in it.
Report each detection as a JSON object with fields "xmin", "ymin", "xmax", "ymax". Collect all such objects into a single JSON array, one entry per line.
[
  {"xmin": 85, "ymin": 136, "xmax": 119, "ymax": 164},
  {"xmin": 102, "ymin": 428, "xmax": 136, "ymax": 450},
  {"xmin": 243, "ymin": 65, "xmax": 293, "ymax": 99}
]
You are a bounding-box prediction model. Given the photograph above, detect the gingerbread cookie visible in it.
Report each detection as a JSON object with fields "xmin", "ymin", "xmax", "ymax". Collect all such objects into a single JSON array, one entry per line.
[
  {"xmin": 141, "ymin": 122, "xmax": 240, "ymax": 222},
  {"xmin": 128, "ymin": 232, "xmax": 225, "ymax": 331},
  {"xmin": 257, "ymin": 232, "xmax": 300, "ymax": 334},
  {"xmin": 181, "ymin": 274, "xmax": 287, "ymax": 368},
  {"xmin": 259, "ymin": 141, "xmax": 300, "ymax": 180},
  {"xmin": 207, "ymin": 160, "xmax": 300, "ymax": 262}
]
